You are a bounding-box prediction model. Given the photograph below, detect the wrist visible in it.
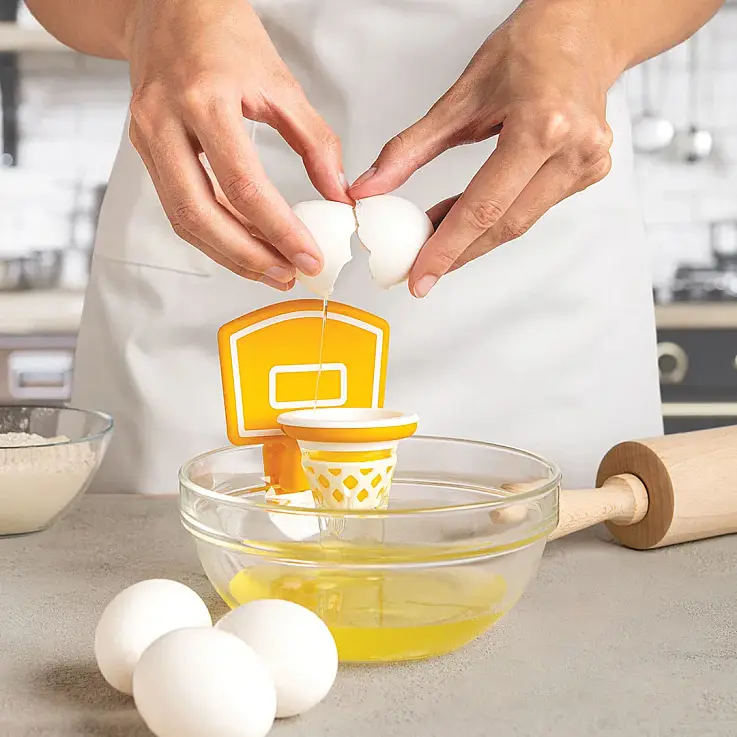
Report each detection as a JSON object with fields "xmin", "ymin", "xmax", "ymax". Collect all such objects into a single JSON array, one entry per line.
[
  {"xmin": 515, "ymin": 0, "xmax": 630, "ymax": 89},
  {"xmin": 120, "ymin": 0, "xmax": 143, "ymax": 60}
]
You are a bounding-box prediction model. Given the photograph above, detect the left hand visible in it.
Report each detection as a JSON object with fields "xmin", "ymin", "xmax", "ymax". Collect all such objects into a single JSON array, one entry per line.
[{"xmin": 349, "ymin": 0, "xmax": 620, "ymax": 298}]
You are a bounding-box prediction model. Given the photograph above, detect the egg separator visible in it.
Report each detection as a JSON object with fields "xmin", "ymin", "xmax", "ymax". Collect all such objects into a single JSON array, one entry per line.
[
  {"xmin": 277, "ymin": 408, "xmax": 418, "ymax": 510},
  {"xmin": 217, "ymin": 299, "xmax": 391, "ymax": 497}
]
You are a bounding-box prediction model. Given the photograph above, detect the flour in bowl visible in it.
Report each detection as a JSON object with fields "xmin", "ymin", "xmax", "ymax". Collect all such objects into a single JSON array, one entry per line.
[{"xmin": 0, "ymin": 432, "xmax": 97, "ymax": 535}]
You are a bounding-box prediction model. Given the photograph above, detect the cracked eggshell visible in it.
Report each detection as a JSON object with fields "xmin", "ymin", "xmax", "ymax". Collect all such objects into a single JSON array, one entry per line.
[
  {"xmin": 356, "ymin": 195, "xmax": 434, "ymax": 289},
  {"xmin": 292, "ymin": 200, "xmax": 355, "ymax": 298}
]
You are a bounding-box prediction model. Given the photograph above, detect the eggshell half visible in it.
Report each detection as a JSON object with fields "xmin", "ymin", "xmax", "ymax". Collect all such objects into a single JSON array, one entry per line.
[
  {"xmin": 356, "ymin": 195, "xmax": 434, "ymax": 289},
  {"xmin": 292, "ymin": 200, "xmax": 355, "ymax": 298}
]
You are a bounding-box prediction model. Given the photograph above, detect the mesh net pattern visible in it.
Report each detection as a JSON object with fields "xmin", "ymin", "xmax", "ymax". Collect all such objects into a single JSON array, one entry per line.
[{"xmin": 301, "ymin": 452, "xmax": 397, "ymax": 510}]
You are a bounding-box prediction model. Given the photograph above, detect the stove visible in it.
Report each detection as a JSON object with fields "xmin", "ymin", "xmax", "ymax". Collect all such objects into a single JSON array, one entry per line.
[
  {"xmin": 671, "ymin": 264, "xmax": 737, "ymax": 302},
  {"xmin": 669, "ymin": 222, "xmax": 737, "ymax": 303}
]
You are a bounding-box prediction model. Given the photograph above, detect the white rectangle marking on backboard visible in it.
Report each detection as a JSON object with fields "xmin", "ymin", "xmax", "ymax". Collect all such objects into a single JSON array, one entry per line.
[
  {"xmin": 268, "ymin": 363, "xmax": 347, "ymax": 410},
  {"xmin": 230, "ymin": 310, "xmax": 384, "ymax": 439}
]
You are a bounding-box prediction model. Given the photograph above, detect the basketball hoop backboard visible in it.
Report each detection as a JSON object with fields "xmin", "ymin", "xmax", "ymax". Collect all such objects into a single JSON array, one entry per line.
[{"xmin": 218, "ymin": 299, "xmax": 390, "ymax": 447}]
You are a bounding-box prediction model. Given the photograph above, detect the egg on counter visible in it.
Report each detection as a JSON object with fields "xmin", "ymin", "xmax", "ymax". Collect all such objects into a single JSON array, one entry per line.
[
  {"xmin": 292, "ymin": 194, "xmax": 434, "ymax": 298},
  {"xmin": 133, "ymin": 627, "xmax": 277, "ymax": 737},
  {"xmin": 94, "ymin": 579, "xmax": 212, "ymax": 695},
  {"xmin": 217, "ymin": 599, "xmax": 338, "ymax": 718}
]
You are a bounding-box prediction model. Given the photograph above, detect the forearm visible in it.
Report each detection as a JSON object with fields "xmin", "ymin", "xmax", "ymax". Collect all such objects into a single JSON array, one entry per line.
[
  {"xmin": 598, "ymin": 0, "xmax": 724, "ymax": 69},
  {"xmin": 517, "ymin": 0, "xmax": 725, "ymax": 86},
  {"xmin": 25, "ymin": 0, "xmax": 137, "ymax": 59}
]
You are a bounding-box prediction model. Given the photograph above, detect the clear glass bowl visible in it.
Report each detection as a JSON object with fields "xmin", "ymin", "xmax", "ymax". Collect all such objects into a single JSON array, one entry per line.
[
  {"xmin": 0, "ymin": 406, "xmax": 113, "ymax": 536},
  {"xmin": 180, "ymin": 436, "xmax": 560, "ymax": 663}
]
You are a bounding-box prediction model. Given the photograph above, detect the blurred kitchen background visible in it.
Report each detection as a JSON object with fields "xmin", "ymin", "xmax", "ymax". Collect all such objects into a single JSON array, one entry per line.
[{"xmin": 2, "ymin": 1, "xmax": 737, "ymax": 432}]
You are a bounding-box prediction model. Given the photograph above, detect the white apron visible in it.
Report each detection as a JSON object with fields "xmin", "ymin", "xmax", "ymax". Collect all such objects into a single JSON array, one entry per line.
[{"xmin": 72, "ymin": 0, "xmax": 663, "ymax": 495}]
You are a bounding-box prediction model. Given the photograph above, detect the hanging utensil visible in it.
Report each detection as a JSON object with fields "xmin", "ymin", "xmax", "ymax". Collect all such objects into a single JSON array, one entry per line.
[
  {"xmin": 681, "ymin": 33, "xmax": 713, "ymax": 163},
  {"xmin": 632, "ymin": 55, "xmax": 675, "ymax": 154},
  {"xmin": 0, "ymin": 0, "xmax": 19, "ymax": 167}
]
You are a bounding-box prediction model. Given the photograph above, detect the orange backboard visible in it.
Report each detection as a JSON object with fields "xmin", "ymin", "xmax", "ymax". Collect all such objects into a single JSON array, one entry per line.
[{"xmin": 218, "ymin": 300, "xmax": 390, "ymax": 446}]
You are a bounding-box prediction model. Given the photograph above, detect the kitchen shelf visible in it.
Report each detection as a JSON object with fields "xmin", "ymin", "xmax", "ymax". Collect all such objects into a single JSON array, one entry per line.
[{"xmin": 0, "ymin": 22, "xmax": 73, "ymax": 53}]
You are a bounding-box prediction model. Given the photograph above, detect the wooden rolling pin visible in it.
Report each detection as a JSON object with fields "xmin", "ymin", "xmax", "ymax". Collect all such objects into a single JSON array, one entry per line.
[{"xmin": 500, "ymin": 425, "xmax": 737, "ymax": 550}]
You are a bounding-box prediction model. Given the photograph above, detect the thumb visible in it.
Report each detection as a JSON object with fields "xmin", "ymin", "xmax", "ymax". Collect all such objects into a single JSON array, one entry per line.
[
  {"xmin": 348, "ymin": 105, "xmax": 457, "ymax": 199},
  {"xmin": 271, "ymin": 90, "xmax": 352, "ymax": 204}
]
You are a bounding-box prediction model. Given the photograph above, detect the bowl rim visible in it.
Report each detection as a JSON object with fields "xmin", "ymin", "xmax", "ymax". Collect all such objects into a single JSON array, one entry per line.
[
  {"xmin": 179, "ymin": 434, "xmax": 562, "ymax": 518},
  {"xmin": 0, "ymin": 405, "xmax": 114, "ymax": 449}
]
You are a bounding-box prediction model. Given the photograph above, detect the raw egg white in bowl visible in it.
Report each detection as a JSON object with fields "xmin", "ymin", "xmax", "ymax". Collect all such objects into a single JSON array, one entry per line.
[{"xmin": 292, "ymin": 195, "xmax": 434, "ymax": 298}]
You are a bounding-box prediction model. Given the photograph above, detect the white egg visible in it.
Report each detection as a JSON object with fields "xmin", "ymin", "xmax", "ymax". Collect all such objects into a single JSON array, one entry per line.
[
  {"xmin": 292, "ymin": 200, "xmax": 355, "ymax": 298},
  {"xmin": 356, "ymin": 195, "xmax": 434, "ymax": 289},
  {"xmin": 216, "ymin": 599, "xmax": 338, "ymax": 718},
  {"xmin": 133, "ymin": 627, "xmax": 276, "ymax": 737},
  {"xmin": 94, "ymin": 579, "xmax": 212, "ymax": 695},
  {"xmin": 291, "ymin": 194, "xmax": 433, "ymax": 297}
]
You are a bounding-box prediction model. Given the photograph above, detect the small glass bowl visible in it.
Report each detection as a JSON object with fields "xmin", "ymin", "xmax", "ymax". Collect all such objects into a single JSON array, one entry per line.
[
  {"xmin": 180, "ymin": 436, "xmax": 560, "ymax": 663},
  {"xmin": 0, "ymin": 406, "xmax": 113, "ymax": 536}
]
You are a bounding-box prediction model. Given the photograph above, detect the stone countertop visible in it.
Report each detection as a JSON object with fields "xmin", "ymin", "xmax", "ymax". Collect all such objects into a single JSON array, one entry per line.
[{"xmin": 2, "ymin": 495, "xmax": 736, "ymax": 737}]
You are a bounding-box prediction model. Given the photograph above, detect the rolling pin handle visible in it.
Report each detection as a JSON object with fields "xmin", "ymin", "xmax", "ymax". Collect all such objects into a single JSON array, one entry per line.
[{"xmin": 549, "ymin": 474, "xmax": 649, "ymax": 541}]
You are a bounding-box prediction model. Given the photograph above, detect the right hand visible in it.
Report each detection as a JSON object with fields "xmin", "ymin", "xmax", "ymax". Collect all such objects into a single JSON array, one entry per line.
[{"xmin": 126, "ymin": 0, "xmax": 349, "ymax": 290}]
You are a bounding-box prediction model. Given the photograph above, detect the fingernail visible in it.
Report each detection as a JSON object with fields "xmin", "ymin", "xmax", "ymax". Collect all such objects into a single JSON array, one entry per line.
[
  {"xmin": 349, "ymin": 167, "xmax": 377, "ymax": 190},
  {"xmin": 413, "ymin": 275, "xmax": 438, "ymax": 298},
  {"xmin": 293, "ymin": 253, "xmax": 321, "ymax": 276},
  {"xmin": 338, "ymin": 171, "xmax": 348, "ymax": 191},
  {"xmin": 261, "ymin": 275, "xmax": 294, "ymax": 291},
  {"xmin": 265, "ymin": 265, "xmax": 294, "ymax": 283}
]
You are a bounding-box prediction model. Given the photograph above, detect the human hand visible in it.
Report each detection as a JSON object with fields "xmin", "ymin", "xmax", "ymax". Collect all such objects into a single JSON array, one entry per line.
[
  {"xmin": 349, "ymin": 0, "xmax": 620, "ymax": 298},
  {"xmin": 126, "ymin": 0, "xmax": 350, "ymax": 289}
]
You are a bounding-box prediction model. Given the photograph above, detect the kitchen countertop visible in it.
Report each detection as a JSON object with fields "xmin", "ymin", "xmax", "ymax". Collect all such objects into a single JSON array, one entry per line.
[
  {"xmin": 655, "ymin": 303, "xmax": 737, "ymax": 329},
  {"xmin": 2, "ymin": 495, "xmax": 736, "ymax": 737},
  {"xmin": 0, "ymin": 290, "xmax": 85, "ymax": 335},
  {"xmin": 0, "ymin": 291, "xmax": 733, "ymax": 336},
  {"xmin": 0, "ymin": 22, "xmax": 73, "ymax": 53}
]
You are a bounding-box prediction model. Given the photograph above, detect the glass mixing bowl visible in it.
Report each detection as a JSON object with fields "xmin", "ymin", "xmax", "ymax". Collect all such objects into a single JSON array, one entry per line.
[
  {"xmin": 0, "ymin": 405, "xmax": 113, "ymax": 536},
  {"xmin": 180, "ymin": 436, "xmax": 560, "ymax": 663}
]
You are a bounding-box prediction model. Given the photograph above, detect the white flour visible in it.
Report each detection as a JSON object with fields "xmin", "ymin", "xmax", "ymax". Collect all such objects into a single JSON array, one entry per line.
[{"xmin": 0, "ymin": 432, "xmax": 97, "ymax": 535}]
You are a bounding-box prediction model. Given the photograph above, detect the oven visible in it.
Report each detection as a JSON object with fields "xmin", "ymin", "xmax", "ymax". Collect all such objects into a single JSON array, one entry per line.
[
  {"xmin": 0, "ymin": 333, "xmax": 76, "ymax": 405},
  {"xmin": 657, "ymin": 305, "xmax": 737, "ymax": 433}
]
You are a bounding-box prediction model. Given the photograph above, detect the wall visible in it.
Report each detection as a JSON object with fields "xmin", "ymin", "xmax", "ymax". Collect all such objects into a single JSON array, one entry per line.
[
  {"xmin": 10, "ymin": 52, "xmax": 128, "ymax": 253},
  {"xmin": 626, "ymin": 6, "xmax": 737, "ymax": 296},
  {"xmin": 4, "ymin": 4, "xmax": 737, "ymax": 286}
]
